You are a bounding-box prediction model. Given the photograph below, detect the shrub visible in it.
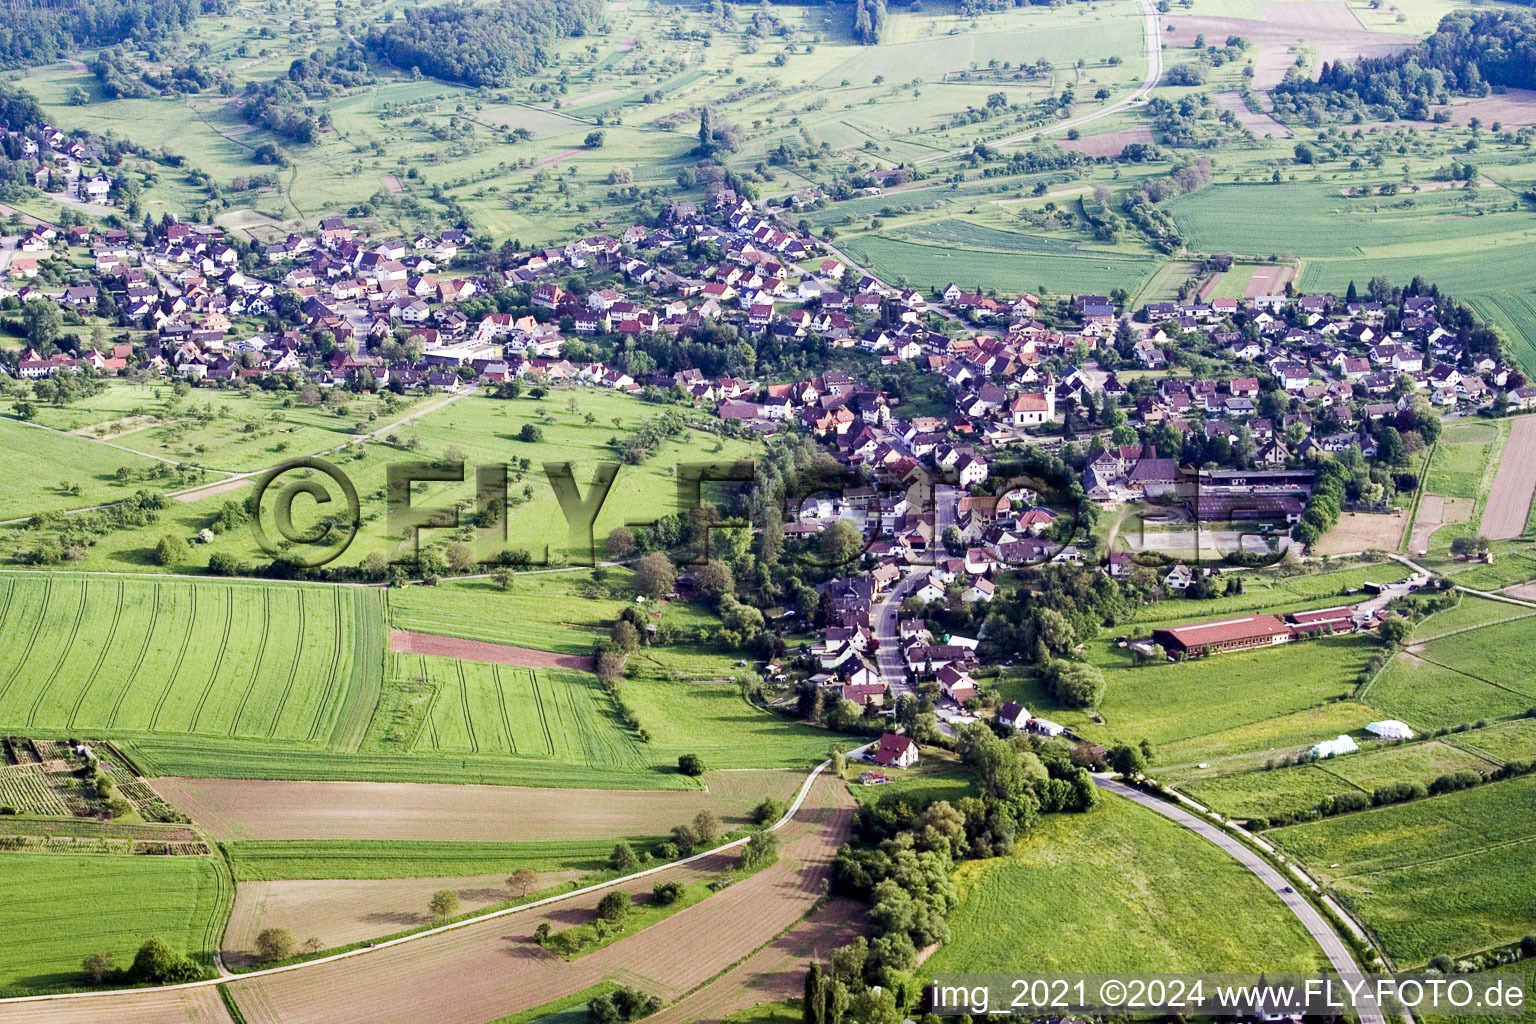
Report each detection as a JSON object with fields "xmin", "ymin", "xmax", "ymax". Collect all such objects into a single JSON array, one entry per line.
[
  {"xmin": 596, "ymin": 890, "xmax": 630, "ymax": 924},
  {"xmin": 741, "ymin": 829, "xmax": 779, "ymax": 871},
  {"xmin": 130, "ymin": 937, "xmax": 202, "ymax": 984},
  {"xmin": 752, "ymin": 796, "xmax": 788, "ymax": 826},
  {"xmin": 1372, "ymin": 781, "xmax": 1427, "ymax": 805},
  {"xmin": 652, "ymin": 880, "xmax": 685, "ymax": 905},
  {"xmin": 154, "ymin": 533, "xmax": 189, "ymax": 566},
  {"xmin": 677, "ymin": 753, "xmax": 705, "ymax": 776},
  {"xmin": 1320, "ymin": 790, "xmax": 1370, "ymax": 815},
  {"xmin": 254, "ymin": 927, "xmax": 296, "ymax": 963},
  {"xmin": 81, "ymin": 951, "xmax": 114, "ymax": 984},
  {"xmin": 1428, "ymin": 769, "xmax": 1483, "ymax": 795},
  {"xmin": 609, "ymin": 841, "xmax": 638, "ymax": 871}
]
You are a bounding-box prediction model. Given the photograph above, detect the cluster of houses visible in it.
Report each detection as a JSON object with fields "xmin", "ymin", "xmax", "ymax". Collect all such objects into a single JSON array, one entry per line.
[
  {"xmin": 3, "ymin": 124, "xmax": 115, "ymax": 207},
  {"xmin": 6, "ymin": 167, "xmax": 1534, "ymax": 757}
]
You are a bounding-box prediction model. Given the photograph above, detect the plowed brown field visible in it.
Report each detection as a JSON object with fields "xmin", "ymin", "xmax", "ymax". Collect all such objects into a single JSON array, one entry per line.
[
  {"xmin": 155, "ymin": 771, "xmax": 804, "ymax": 841},
  {"xmin": 223, "ymin": 772, "xmax": 852, "ymax": 1024},
  {"xmin": 1483, "ymin": 416, "xmax": 1536, "ymax": 541},
  {"xmin": 389, "ymin": 629, "xmax": 594, "ymax": 670},
  {"xmin": 643, "ymin": 897, "xmax": 867, "ymax": 1024},
  {"xmin": 223, "ymin": 872, "xmax": 583, "ymax": 965},
  {"xmin": 0, "ymin": 987, "xmax": 233, "ymax": 1024}
]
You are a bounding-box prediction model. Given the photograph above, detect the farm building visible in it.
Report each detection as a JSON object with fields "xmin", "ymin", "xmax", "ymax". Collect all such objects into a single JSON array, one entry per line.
[
  {"xmin": 1285, "ymin": 606, "xmax": 1356, "ymax": 634},
  {"xmin": 871, "ymin": 733, "xmax": 919, "ymax": 769},
  {"xmin": 1151, "ymin": 614, "xmax": 1292, "ymax": 657}
]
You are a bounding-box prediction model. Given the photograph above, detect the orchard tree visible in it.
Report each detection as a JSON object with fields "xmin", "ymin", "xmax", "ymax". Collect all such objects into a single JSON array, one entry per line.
[
  {"xmin": 255, "ymin": 927, "xmax": 297, "ymax": 963},
  {"xmin": 429, "ymin": 889, "xmax": 461, "ymax": 922},
  {"xmin": 634, "ymin": 551, "xmax": 676, "ymax": 600},
  {"xmin": 507, "ymin": 868, "xmax": 539, "ymax": 898}
]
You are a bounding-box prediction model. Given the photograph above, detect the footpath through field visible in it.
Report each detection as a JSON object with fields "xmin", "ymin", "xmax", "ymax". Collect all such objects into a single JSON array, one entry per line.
[{"xmin": 0, "ymin": 760, "xmax": 853, "ymax": 1024}]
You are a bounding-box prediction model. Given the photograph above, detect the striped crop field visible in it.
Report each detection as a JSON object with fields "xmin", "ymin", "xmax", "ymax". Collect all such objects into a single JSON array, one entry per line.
[
  {"xmin": 387, "ymin": 656, "xmax": 650, "ymax": 772},
  {"xmin": 0, "ymin": 574, "xmax": 383, "ymax": 748}
]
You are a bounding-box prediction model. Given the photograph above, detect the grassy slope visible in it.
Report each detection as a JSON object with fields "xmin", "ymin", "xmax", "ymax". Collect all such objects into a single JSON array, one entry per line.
[
  {"xmin": 1269, "ymin": 776, "xmax": 1536, "ymax": 965},
  {"xmin": 929, "ymin": 795, "xmax": 1323, "ymax": 974}
]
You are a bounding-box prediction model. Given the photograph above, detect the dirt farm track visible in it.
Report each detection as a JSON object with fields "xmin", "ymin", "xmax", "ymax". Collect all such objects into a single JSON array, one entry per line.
[
  {"xmin": 0, "ymin": 772, "xmax": 853, "ymax": 1024},
  {"xmin": 1483, "ymin": 416, "xmax": 1536, "ymax": 540}
]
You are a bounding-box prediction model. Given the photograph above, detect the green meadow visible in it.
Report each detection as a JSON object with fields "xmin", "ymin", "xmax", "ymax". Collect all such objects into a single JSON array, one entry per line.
[
  {"xmin": 929, "ymin": 794, "xmax": 1323, "ymax": 974},
  {"xmin": 1270, "ymin": 776, "xmax": 1536, "ymax": 965},
  {"xmin": 0, "ymin": 853, "xmax": 226, "ymax": 997},
  {"xmin": 224, "ymin": 838, "xmax": 636, "ymax": 881}
]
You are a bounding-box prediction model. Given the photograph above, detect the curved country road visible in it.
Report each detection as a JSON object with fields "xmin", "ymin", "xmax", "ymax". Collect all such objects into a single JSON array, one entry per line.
[{"xmin": 1096, "ymin": 777, "xmax": 1385, "ymax": 1024}]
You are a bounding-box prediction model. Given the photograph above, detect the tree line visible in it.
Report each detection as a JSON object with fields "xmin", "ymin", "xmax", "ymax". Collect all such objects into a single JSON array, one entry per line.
[{"xmin": 236, "ymin": 48, "xmax": 375, "ymax": 143}]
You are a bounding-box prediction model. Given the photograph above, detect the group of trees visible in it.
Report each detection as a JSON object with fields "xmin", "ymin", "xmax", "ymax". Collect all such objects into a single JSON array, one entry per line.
[
  {"xmin": 0, "ymin": 0, "xmax": 228, "ymax": 68},
  {"xmin": 1120, "ymin": 157, "xmax": 1214, "ymax": 252},
  {"xmin": 367, "ymin": 0, "xmax": 605, "ymax": 87},
  {"xmin": 90, "ymin": 47, "xmax": 232, "ymax": 99},
  {"xmin": 852, "ymin": 0, "xmax": 887, "ymax": 44},
  {"xmin": 236, "ymin": 48, "xmax": 376, "ymax": 142},
  {"xmin": 82, "ymin": 936, "xmax": 203, "ymax": 986},
  {"xmin": 820, "ymin": 725, "xmax": 1097, "ymax": 1020},
  {"xmin": 1275, "ymin": 11, "xmax": 1536, "ymax": 119}
]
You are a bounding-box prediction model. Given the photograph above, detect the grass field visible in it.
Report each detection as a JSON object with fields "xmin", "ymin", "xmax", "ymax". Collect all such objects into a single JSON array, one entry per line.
[
  {"xmin": 0, "ymin": 571, "xmax": 836, "ymax": 786},
  {"xmin": 617, "ymin": 675, "xmax": 842, "ymax": 770},
  {"xmin": 1367, "ymin": 653, "xmax": 1535, "ymax": 732},
  {"xmin": 1410, "ymin": 594, "xmax": 1536, "ymax": 641},
  {"xmin": 1270, "ymin": 775, "xmax": 1536, "ymax": 965},
  {"xmin": 928, "ymin": 795, "xmax": 1323, "ymax": 974},
  {"xmin": 1179, "ymin": 737, "xmax": 1497, "ymax": 819},
  {"xmin": 0, "ymin": 853, "xmax": 226, "ymax": 997},
  {"xmin": 373, "ymin": 658, "xmax": 649, "ymax": 769},
  {"xmin": 1457, "ymin": 717, "xmax": 1536, "ymax": 764},
  {"xmin": 388, "ymin": 571, "xmax": 643, "ymax": 656},
  {"xmin": 0, "ymin": 417, "xmax": 167, "ymax": 520},
  {"xmin": 1, "ymin": 388, "xmax": 762, "ymax": 575},
  {"xmin": 5, "ymin": 384, "xmax": 409, "ymax": 475},
  {"xmin": 1077, "ymin": 634, "xmax": 1379, "ymax": 766},
  {"xmin": 225, "ymin": 839, "xmax": 642, "ymax": 880}
]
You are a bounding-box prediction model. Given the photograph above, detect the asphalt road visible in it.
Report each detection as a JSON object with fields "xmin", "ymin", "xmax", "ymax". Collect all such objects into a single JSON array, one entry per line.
[
  {"xmin": 1096, "ymin": 777, "xmax": 1385, "ymax": 1024},
  {"xmin": 873, "ymin": 569, "xmax": 924, "ymax": 702}
]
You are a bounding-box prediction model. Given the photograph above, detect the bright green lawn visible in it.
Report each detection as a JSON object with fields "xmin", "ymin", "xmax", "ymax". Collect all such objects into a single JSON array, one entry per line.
[
  {"xmin": 1456, "ymin": 716, "xmax": 1536, "ymax": 764},
  {"xmin": 0, "ymin": 417, "xmax": 167, "ymax": 519},
  {"xmin": 0, "ymin": 574, "xmax": 382, "ymax": 748},
  {"xmin": 1078, "ymin": 635, "xmax": 1378, "ymax": 763},
  {"xmin": 1366, "ymin": 653, "xmax": 1534, "ymax": 732},
  {"xmin": 0, "ymin": 853, "xmax": 225, "ymax": 997},
  {"xmin": 1410, "ymin": 594, "xmax": 1536, "ymax": 640},
  {"xmin": 928, "ymin": 795, "xmax": 1324, "ymax": 974},
  {"xmin": 1270, "ymin": 776, "xmax": 1536, "ymax": 964}
]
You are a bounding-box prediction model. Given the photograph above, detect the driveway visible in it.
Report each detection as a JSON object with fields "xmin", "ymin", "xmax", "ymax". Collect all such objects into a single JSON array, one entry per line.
[{"xmin": 1096, "ymin": 777, "xmax": 1385, "ymax": 1024}]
